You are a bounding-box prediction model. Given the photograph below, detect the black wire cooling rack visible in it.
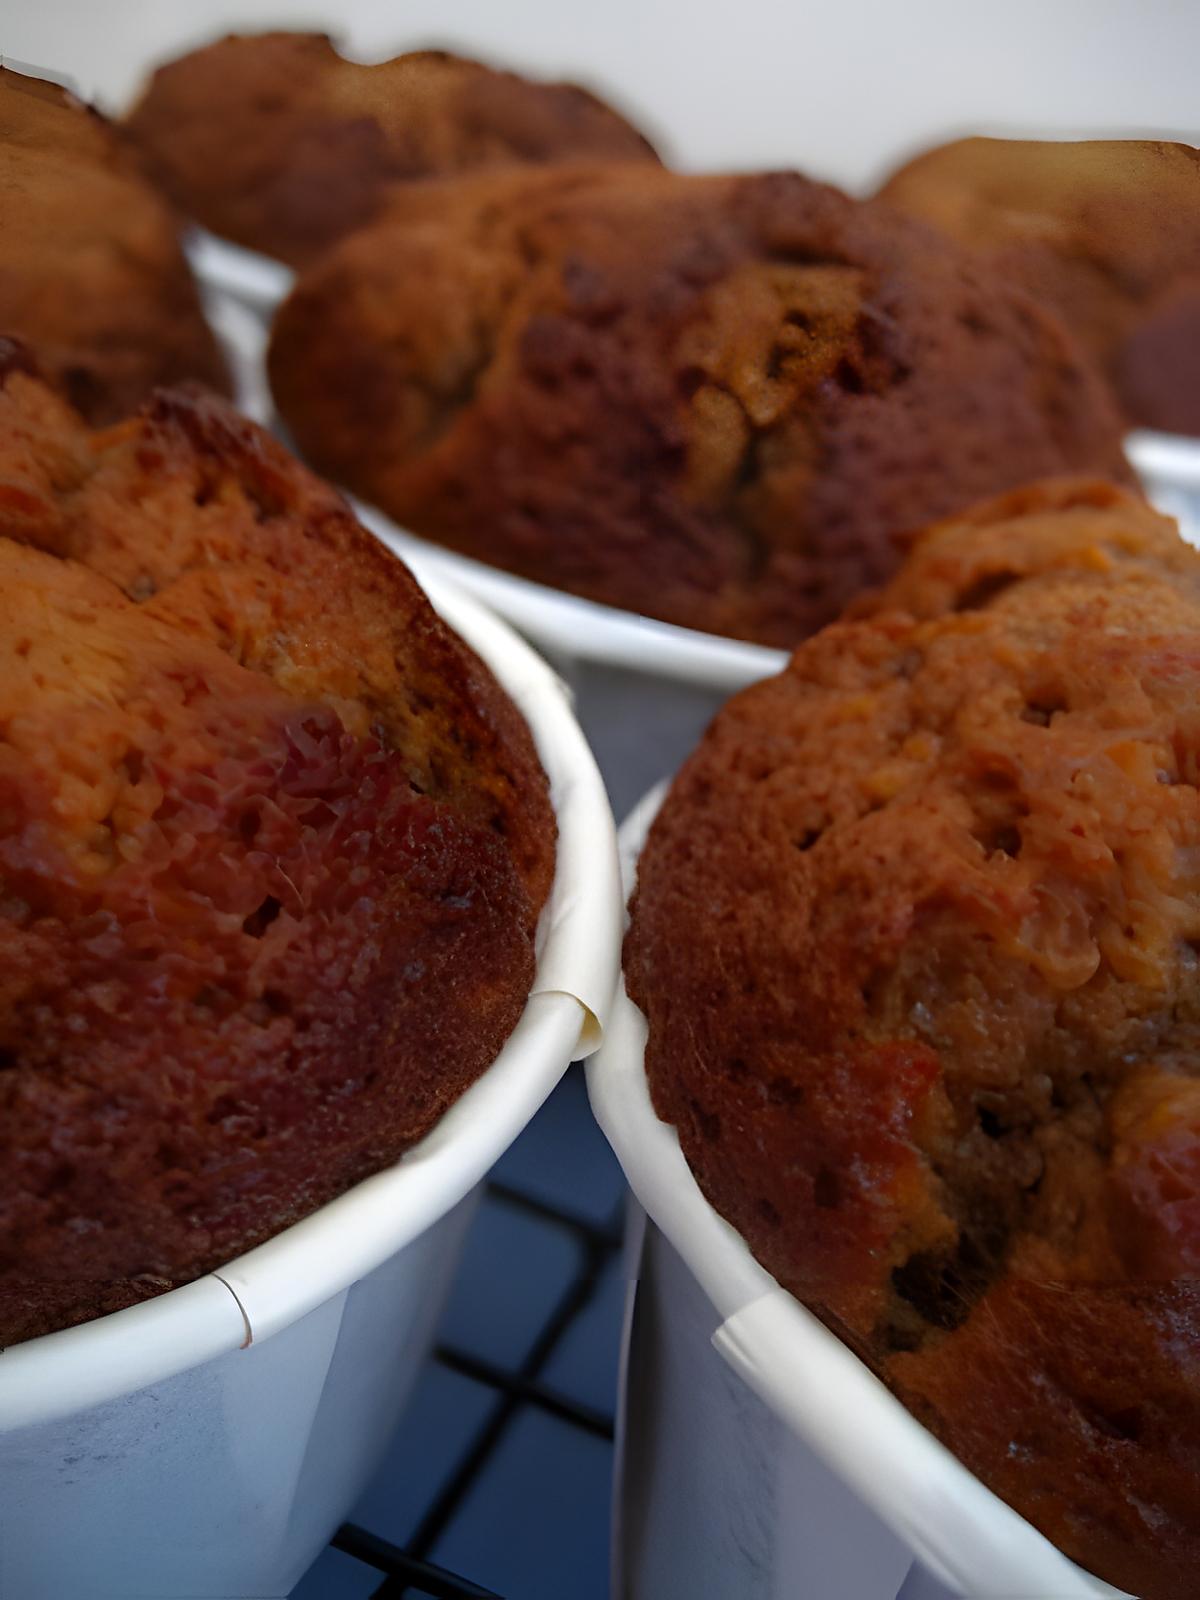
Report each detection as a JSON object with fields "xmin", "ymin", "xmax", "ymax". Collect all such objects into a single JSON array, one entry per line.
[{"xmin": 322, "ymin": 1175, "xmax": 625, "ymax": 1600}]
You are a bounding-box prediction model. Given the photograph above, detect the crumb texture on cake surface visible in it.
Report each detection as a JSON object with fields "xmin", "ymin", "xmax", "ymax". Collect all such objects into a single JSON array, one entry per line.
[
  {"xmin": 0, "ymin": 66, "xmax": 228, "ymax": 424},
  {"xmin": 877, "ymin": 137, "xmax": 1200, "ymax": 435},
  {"xmin": 625, "ymin": 480, "xmax": 1200, "ymax": 1599},
  {"xmin": 0, "ymin": 352, "xmax": 554, "ymax": 1345},
  {"xmin": 269, "ymin": 166, "xmax": 1132, "ymax": 648},
  {"xmin": 124, "ymin": 32, "xmax": 659, "ymax": 266}
]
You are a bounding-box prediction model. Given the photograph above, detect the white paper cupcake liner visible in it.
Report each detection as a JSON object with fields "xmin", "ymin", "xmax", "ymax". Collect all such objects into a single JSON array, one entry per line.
[
  {"xmin": 586, "ymin": 784, "xmax": 1135, "ymax": 1600},
  {"xmin": 0, "ymin": 569, "xmax": 622, "ymax": 1599}
]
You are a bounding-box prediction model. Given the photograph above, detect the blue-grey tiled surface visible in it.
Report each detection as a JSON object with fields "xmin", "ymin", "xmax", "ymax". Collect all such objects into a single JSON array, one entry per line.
[{"xmin": 292, "ymin": 1063, "xmax": 625, "ymax": 1600}]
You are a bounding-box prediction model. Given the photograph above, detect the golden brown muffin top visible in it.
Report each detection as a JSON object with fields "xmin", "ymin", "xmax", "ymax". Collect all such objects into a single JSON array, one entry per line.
[
  {"xmin": 124, "ymin": 32, "xmax": 659, "ymax": 265},
  {"xmin": 626, "ymin": 482, "xmax": 1200, "ymax": 1597},
  {"xmin": 851, "ymin": 477, "xmax": 1200, "ymax": 619},
  {"xmin": 630, "ymin": 477, "xmax": 1200, "ymax": 1328},
  {"xmin": 0, "ymin": 66, "xmax": 228, "ymax": 423},
  {"xmin": 877, "ymin": 137, "xmax": 1200, "ymax": 434},
  {"xmin": 0, "ymin": 347, "xmax": 554, "ymax": 1343},
  {"xmin": 0, "ymin": 345, "xmax": 550, "ymax": 894},
  {"xmin": 269, "ymin": 165, "xmax": 1131, "ymax": 647}
]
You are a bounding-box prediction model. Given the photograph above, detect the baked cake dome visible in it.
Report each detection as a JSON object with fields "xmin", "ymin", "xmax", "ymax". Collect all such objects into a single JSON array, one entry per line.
[
  {"xmin": 626, "ymin": 480, "xmax": 1200, "ymax": 1599},
  {"xmin": 0, "ymin": 66, "xmax": 228, "ymax": 424},
  {"xmin": 877, "ymin": 137, "xmax": 1200, "ymax": 436},
  {"xmin": 269, "ymin": 166, "xmax": 1132, "ymax": 648},
  {"xmin": 0, "ymin": 343, "xmax": 554, "ymax": 1345},
  {"xmin": 125, "ymin": 32, "xmax": 659, "ymax": 266}
]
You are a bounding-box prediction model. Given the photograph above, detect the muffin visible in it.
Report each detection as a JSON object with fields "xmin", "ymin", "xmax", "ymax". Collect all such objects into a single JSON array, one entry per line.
[
  {"xmin": 849, "ymin": 475, "xmax": 1200, "ymax": 619},
  {"xmin": 0, "ymin": 340, "xmax": 554, "ymax": 1346},
  {"xmin": 268, "ymin": 165, "xmax": 1132, "ymax": 649},
  {"xmin": 124, "ymin": 32, "xmax": 659, "ymax": 267},
  {"xmin": 625, "ymin": 480, "xmax": 1200, "ymax": 1600},
  {"xmin": 0, "ymin": 66, "xmax": 228, "ymax": 425},
  {"xmin": 877, "ymin": 137, "xmax": 1200, "ymax": 436}
]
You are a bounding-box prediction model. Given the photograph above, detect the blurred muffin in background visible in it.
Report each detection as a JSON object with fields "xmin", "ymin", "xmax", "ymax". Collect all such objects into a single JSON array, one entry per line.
[
  {"xmin": 849, "ymin": 476, "xmax": 1200, "ymax": 619},
  {"xmin": 877, "ymin": 138, "xmax": 1200, "ymax": 436},
  {"xmin": 0, "ymin": 66, "xmax": 228, "ymax": 425},
  {"xmin": 0, "ymin": 342, "xmax": 554, "ymax": 1345},
  {"xmin": 269, "ymin": 164, "xmax": 1132, "ymax": 648},
  {"xmin": 123, "ymin": 32, "xmax": 660, "ymax": 267},
  {"xmin": 626, "ymin": 479, "xmax": 1200, "ymax": 1600}
]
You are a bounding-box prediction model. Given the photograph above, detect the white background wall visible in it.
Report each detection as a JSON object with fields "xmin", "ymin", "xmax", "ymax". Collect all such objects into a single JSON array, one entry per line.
[{"xmin": 3, "ymin": 0, "xmax": 1197, "ymax": 193}]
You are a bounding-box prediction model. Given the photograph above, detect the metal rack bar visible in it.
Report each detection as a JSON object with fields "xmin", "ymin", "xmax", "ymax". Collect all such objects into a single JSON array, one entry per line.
[
  {"xmin": 332, "ymin": 1527, "xmax": 504, "ymax": 1600},
  {"xmin": 324, "ymin": 1175, "xmax": 624, "ymax": 1598},
  {"xmin": 432, "ymin": 1345, "xmax": 616, "ymax": 1440}
]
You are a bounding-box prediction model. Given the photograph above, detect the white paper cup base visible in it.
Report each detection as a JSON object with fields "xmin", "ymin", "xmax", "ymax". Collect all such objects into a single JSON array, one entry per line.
[
  {"xmin": 618, "ymin": 1213, "xmax": 926, "ymax": 1600},
  {"xmin": 0, "ymin": 1196, "xmax": 473, "ymax": 1599}
]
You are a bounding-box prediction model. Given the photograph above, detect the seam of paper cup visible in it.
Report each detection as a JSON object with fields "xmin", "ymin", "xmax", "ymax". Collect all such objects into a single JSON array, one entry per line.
[
  {"xmin": 209, "ymin": 1271, "xmax": 254, "ymax": 1350},
  {"xmin": 0, "ymin": 566, "xmax": 618, "ymax": 1418},
  {"xmin": 0, "ymin": 1273, "xmax": 249, "ymax": 1431},
  {"xmin": 710, "ymin": 1294, "xmax": 1110, "ymax": 1600},
  {"xmin": 215, "ymin": 993, "xmax": 585, "ymax": 1345},
  {"xmin": 589, "ymin": 788, "xmax": 1132, "ymax": 1600},
  {"xmin": 538, "ymin": 990, "xmax": 603, "ymax": 1055}
]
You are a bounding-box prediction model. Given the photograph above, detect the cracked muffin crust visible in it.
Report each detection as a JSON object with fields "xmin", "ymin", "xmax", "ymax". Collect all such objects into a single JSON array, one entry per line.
[
  {"xmin": 0, "ymin": 66, "xmax": 228, "ymax": 425},
  {"xmin": 625, "ymin": 480, "xmax": 1200, "ymax": 1599},
  {"xmin": 124, "ymin": 32, "xmax": 659, "ymax": 267},
  {"xmin": 877, "ymin": 138, "xmax": 1200, "ymax": 436},
  {"xmin": 268, "ymin": 166, "xmax": 1131, "ymax": 648},
  {"xmin": 0, "ymin": 346, "xmax": 554, "ymax": 1345}
]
